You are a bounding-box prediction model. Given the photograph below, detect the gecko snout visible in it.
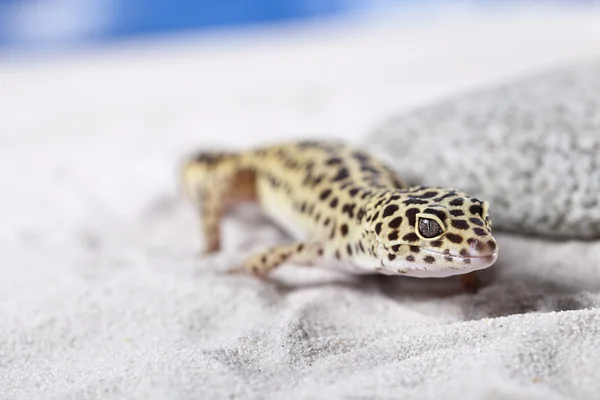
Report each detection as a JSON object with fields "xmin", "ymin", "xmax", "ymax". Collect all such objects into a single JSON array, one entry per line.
[{"xmin": 464, "ymin": 237, "xmax": 497, "ymax": 258}]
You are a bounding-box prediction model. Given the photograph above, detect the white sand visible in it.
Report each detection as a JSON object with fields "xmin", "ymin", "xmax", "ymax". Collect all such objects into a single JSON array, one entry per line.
[{"xmin": 2, "ymin": 7, "xmax": 600, "ymax": 399}]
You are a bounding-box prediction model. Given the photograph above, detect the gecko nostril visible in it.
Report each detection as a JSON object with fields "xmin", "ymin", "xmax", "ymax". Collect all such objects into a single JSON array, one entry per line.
[{"xmin": 466, "ymin": 238, "xmax": 482, "ymax": 251}]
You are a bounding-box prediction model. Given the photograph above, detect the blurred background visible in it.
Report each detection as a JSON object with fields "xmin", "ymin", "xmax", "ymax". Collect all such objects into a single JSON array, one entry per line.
[
  {"xmin": 1, "ymin": 0, "xmax": 600, "ymax": 260},
  {"xmin": 1, "ymin": 0, "xmax": 599, "ymax": 56}
]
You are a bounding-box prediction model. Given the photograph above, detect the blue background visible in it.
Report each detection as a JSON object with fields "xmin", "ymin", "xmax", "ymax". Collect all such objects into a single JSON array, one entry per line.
[{"xmin": 0, "ymin": 0, "xmax": 597, "ymax": 54}]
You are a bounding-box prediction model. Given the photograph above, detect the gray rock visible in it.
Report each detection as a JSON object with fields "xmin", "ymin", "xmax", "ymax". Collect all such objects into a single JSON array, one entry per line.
[{"xmin": 367, "ymin": 61, "xmax": 600, "ymax": 239}]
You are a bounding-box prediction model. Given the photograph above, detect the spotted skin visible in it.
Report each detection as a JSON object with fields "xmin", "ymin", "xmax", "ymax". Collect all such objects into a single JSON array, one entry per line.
[{"xmin": 181, "ymin": 140, "xmax": 498, "ymax": 291}]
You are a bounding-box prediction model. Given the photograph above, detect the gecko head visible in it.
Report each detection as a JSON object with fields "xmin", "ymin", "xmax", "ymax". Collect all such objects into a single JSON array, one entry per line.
[{"xmin": 364, "ymin": 187, "xmax": 498, "ymax": 278}]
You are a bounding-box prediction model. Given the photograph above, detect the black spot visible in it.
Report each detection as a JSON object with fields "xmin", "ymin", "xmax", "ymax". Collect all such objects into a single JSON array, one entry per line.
[
  {"xmin": 324, "ymin": 217, "xmax": 331, "ymax": 226},
  {"xmin": 402, "ymin": 233, "xmax": 420, "ymax": 242},
  {"xmin": 469, "ymin": 218, "xmax": 484, "ymax": 226},
  {"xmin": 342, "ymin": 203, "xmax": 356, "ymax": 218},
  {"xmin": 361, "ymin": 191, "xmax": 372, "ymax": 200},
  {"xmin": 346, "ymin": 244, "xmax": 353, "ymax": 256},
  {"xmin": 409, "ymin": 245, "xmax": 420, "ymax": 253},
  {"xmin": 423, "ymin": 255, "xmax": 436, "ymax": 264},
  {"xmin": 374, "ymin": 197, "xmax": 387, "ymax": 208},
  {"xmin": 449, "ymin": 209, "xmax": 464, "ymax": 217},
  {"xmin": 423, "ymin": 208, "xmax": 447, "ymax": 222},
  {"xmin": 335, "ymin": 250, "xmax": 341, "ymax": 259},
  {"xmin": 300, "ymin": 202, "xmax": 307, "ymax": 213},
  {"xmin": 358, "ymin": 241, "xmax": 365, "ymax": 253},
  {"xmin": 261, "ymin": 255, "xmax": 267, "ymax": 263},
  {"xmin": 297, "ymin": 243, "xmax": 304, "ymax": 252},
  {"xmin": 388, "ymin": 254, "xmax": 396, "ymax": 261},
  {"xmin": 420, "ymin": 191, "xmax": 438, "ymax": 198},
  {"xmin": 405, "ymin": 208, "xmax": 420, "ymax": 226},
  {"xmin": 452, "ymin": 220, "xmax": 469, "ymax": 230},
  {"xmin": 315, "ymin": 212, "xmax": 321, "ymax": 222},
  {"xmin": 446, "ymin": 233, "xmax": 463, "ymax": 244},
  {"xmin": 194, "ymin": 152, "xmax": 227, "ymax": 164},
  {"xmin": 388, "ymin": 231, "xmax": 399, "ymax": 241},
  {"xmin": 449, "ymin": 198, "xmax": 464, "ymax": 207},
  {"xmin": 331, "ymin": 168, "xmax": 350, "ymax": 182},
  {"xmin": 352, "ymin": 152, "xmax": 370, "ymax": 163},
  {"xmin": 312, "ymin": 175, "xmax": 324, "ymax": 187},
  {"xmin": 375, "ymin": 222, "xmax": 383, "ymax": 235},
  {"xmin": 444, "ymin": 256, "xmax": 452, "ymax": 262},
  {"xmin": 357, "ymin": 208, "xmax": 365, "ymax": 221},
  {"xmin": 319, "ymin": 189, "xmax": 331, "ymax": 200},
  {"xmin": 361, "ymin": 165, "xmax": 379, "ymax": 174},
  {"xmin": 330, "ymin": 197, "xmax": 339, "ymax": 208},
  {"xmin": 340, "ymin": 224, "xmax": 349, "ymax": 236},
  {"xmin": 431, "ymin": 240, "xmax": 444, "ymax": 247},
  {"xmin": 460, "ymin": 249, "xmax": 469, "ymax": 257},
  {"xmin": 388, "ymin": 216, "xmax": 403, "ymax": 229},
  {"xmin": 267, "ymin": 174, "xmax": 279, "ymax": 188},
  {"xmin": 403, "ymin": 198, "xmax": 428, "ymax": 205},
  {"xmin": 325, "ymin": 157, "xmax": 343, "ymax": 165},
  {"xmin": 348, "ymin": 188, "xmax": 360, "ymax": 197},
  {"xmin": 470, "ymin": 204, "xmax": 483, "ymax": 216},
  {"xmin": 317, "ymin": 248, "xmax": 324, "ymax": 256},
  {"xmin": 297, "ymin": 140, "xmax": 321, "ymax": 148},
  {"xmin": 406, "ymin": 255, "xmax": 415, "ymax": 262},
  {"xmin": 391, "ymin": 244, "xmax": 401, "ymax": 252},
  {"xmin": 382, "ymin": 204, "xmax": 399, "ymax": 218},
  {"xmin": 371, "ymin": 211, "xmax": 380, "ymax": 222},
  {"xmin": 487, "ymin": 240, "xmax": 497, "ymax": 251},
  {"xmin": 433, "ymin": 192, "xmax": 456, "ymax": 202},
  {"xmin": 473, "ymin": 227, "xmax": 487, "ymax": 237}
]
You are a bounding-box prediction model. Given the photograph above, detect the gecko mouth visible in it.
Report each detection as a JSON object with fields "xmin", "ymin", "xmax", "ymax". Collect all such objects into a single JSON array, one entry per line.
[
  {"xmin": 376, "ymin": 243, "xmax": 499, "ymax": 278},
  {"xmin": 380, "ymin": 243, "xmax": 497, "ymax": 261},
  {"xmin": 421, "ymin": 247, "xmax": 498, "ymax": 261}
]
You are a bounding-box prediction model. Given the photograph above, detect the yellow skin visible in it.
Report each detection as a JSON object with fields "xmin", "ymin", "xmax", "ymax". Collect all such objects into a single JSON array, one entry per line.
[{"xmin": 181, "ymin": 140, "xmax": 498, "ymax": 291}]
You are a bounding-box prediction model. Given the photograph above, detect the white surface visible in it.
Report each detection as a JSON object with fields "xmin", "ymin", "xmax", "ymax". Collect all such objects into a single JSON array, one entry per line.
[{"xmin": 2, "ymin": 7, "xmax": 600, "ymax": 399}]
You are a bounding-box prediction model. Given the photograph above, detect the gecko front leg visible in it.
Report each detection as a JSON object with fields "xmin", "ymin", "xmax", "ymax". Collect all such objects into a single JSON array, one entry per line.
[
  {"xmin": 231, "ymin": 242, "xmax": 325, "ymax": 276},
  {"xmin": 459, "ymin": 272, "xmax": 480, "ymax": 293},
  {"xmin": 199, "ymin": 186, "xmax": 225, "ymax": 254},
  {"xmin": 181, "ymin": 151, "xmax": 257, "ymax": 255}
]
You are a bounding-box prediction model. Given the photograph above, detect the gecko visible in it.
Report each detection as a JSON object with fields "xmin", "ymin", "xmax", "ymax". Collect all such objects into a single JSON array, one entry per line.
[{"xmin": 180, "ymin": 140, "xmax": 498, "ymax": 291}]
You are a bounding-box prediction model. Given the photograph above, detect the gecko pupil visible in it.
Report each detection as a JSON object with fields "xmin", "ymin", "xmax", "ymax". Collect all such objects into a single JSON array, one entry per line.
[{"xmin": 418, "ymin": 218, "xmax": 443, "ymax": 238}]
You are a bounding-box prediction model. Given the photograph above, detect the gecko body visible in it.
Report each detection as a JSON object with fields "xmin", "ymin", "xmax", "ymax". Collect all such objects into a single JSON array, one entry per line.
[{"xmin": 181, "ymin": 140, "xmax": 498, "ymax": 289}]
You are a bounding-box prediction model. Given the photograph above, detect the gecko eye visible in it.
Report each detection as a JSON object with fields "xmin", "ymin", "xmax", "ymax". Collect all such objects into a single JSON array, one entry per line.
[
  {"xmin": 415, "ymin": 212, "xmax": 447, "ymax": 240},
  {"xmin": 418, "ymin": 218, "xmax": 443, "ymax": 238}
]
